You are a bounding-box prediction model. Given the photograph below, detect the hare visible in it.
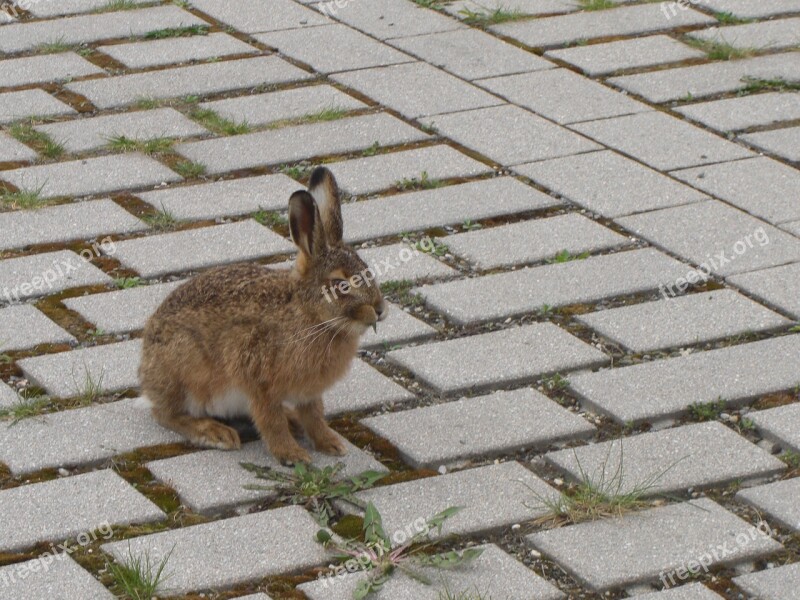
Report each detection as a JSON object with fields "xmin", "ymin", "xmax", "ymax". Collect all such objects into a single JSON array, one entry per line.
[{"xmin": 139, "ymin": 167, "xmax": 386, "ymax": 464}]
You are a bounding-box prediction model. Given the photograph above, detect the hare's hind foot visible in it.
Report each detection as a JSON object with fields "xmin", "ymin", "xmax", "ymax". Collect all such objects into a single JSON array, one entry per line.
[{"xmin": 154, "ymin": 410, "xmax": 241, "ymax": 450}]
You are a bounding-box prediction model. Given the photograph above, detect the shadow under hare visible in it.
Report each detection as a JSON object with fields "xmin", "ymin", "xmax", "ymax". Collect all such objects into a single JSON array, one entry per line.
[{"xmin": 139, "ymin": 167, "xmax": 386, "ymax": 464}]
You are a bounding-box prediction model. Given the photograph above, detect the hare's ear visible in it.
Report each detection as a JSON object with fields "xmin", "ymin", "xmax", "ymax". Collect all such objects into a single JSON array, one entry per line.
[
  {"xmin": 289, "ymin": 191, "xmax": 325, "ymax": 261},
  {"xmin": 308, "ymin": 166, "xmax": 343, "ymax": 244}
]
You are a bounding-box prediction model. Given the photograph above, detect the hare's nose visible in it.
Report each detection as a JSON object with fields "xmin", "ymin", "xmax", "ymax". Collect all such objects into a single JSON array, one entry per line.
[{"xmin": 375, "ymin": 301, "xmax": 388, "ymax": 321}]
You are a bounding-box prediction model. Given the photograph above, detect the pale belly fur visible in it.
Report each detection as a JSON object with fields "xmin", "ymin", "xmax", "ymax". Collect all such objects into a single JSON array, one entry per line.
[{"xmin": 181, "ymin": 389, "xmax": 306, "ymax": 419}]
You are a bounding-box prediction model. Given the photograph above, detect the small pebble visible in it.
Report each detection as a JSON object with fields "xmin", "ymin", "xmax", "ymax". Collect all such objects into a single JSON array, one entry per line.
[
  {"xmin": 58, "ymin": 468, "xmax": 70, "ymax": 477},
  {"xmin": 554, "ymin": 478, "xmax": 564, "ymax": 486},
  {"xmin": 438, "ymin": 465, "xmax": 447, "ymax": 475}
]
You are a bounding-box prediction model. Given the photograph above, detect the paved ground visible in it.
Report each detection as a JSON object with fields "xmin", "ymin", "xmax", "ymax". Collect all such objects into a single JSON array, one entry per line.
[{"xmin": 0, "ymin": 0, "xmax": 799, "ymax": 598}]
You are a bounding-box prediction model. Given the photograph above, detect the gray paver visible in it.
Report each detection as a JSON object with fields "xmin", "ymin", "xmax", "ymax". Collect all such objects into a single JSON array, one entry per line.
[
  {"xmin": 571, "ymin": 112, "xmax": 754, "ymax": 171},
  {"xmin": 528, "ymin": 498, "xmax": 782, "ymax": 592},
  {"xmin": 66, "ymin": 56, "xmax": 310, "ymax": 109},
  {"xmin": 17, "ymin": 339, "xmax": 142, "ymax": 398},
  {"xmin": 363, "ymin": 388, "xmax": 595, "ymax": 468},
  {"xmin": 358, "ymin": 242, "xmax": 457, "ymax": 282},
  {"xmin": 481, "ymin": 69, "xmax": 651, "ymax": 125},
  {"xmin": 0, "ymin": 153, "xmax": 182, "ymax": 199},
  {"xmin": 110, "ymin": 220, "xmax": 294, "ymax": 277},
  {"xmin": 177, "ymin": 113, "xmax": 428, "ymax": 175},
  {"xmin": 734, "ymin": 562, "xmax": 800, "ymax": 600},
  {"xmin": 784, "ymin": 221, "xmax": 800, "ymax": 237},
  {"xmin": 741, "ymin": 126, "xmax": 800, "ymax": 162},
  {"xmin": 102, "ymin": 506, "xmax": 328, "ymax": 594},
  {"xmin": 0, "ymin": 5, "xmax": 208, "ymax": 53},
  {"xmin": 333, "ymin": 62, "xmax": 502, "ymax": 120},
  {"xmin": 546, "ymin": 35, "xmax": 705, "ymax": 77},
  {"xmin": 493, "ymin": 3, "xmax": 714, "ymax": 48},
  {"xmin": 419, "ymin": 248, "xmax": 688, "ymax": 325},
  {"xmin": 630, "ymin": 583, "xmax": 724, "ymax": 600},
  {"xmin": 675, "ymin": 92, "xmax": 800, "ymax": 133},
  {"xmin": 390, "ymin": 28, "xmax": 553, "ymax": 81},
  {"xmin": 0, "ymin": 398, "xmax": 182, "ymax": 475},
  {"xmin": 360, "ymin": 302, "xmax": 436, "ymax": 349},
  {"xmin": 388, "ymin": 323, "xmax": 608, "ymax": 394},
  {"xmin": 137, "ymin": 174, "xmax": 300, "ymax": 220},
  {"xmin": 673, "ymin": 157, "xmax": 800, "ymax": 225},
  {"xmin": 617, "ymin": 201, "xmax": 800, "ymax": 277},
  {"xmin": 750, "ymin": 403, "xmax": 800, "ymax": 454},
  {"xmin": 317, "ymin": 0, "xmax": 463, "ymax": 40},
  {"xmin": 0, "ymin": 53, "xmax": 104, "ymax": 89},
  {"xmin": 445, "ymin": 0, "xmax": 577, "ymax": 18},
  {"xmin": 737, "ymin": 478, "xmax": 800, "ymax": 534},
  {"xmin": 255, "ymin": 24, "xmax": 413, "ymax": 74},
  {"xmin": 690, "ymin": 18, "xmax": 800, "ymax": 52},
  {"xmin": 727, "ymin": 262, "xmax": 800, "ymax": 319},
  {"xmin": 0, "ymin": 250, "xmax": 112, "ymax": 303},
  {"xmin": 517, "ymin": 150, "xmax": 708, "ymax": 218},
  {"xmin": 0, "ymin": 89, "xmax": 76, "ymax": 125},
  {"xmin": 0, "ymin": 469, "xmax": 163, "ymax": 552},
  {"xmin": 546, "ymin": 421, "xmax": 785, "ymax": 497},
  {"xmin": 0, "ymin": 304, "xmax": 75, "ymax": 353},
  {"xmin": 697, "ymin": 0, "xmax": 800, "ymax": 18},
  {"xmin": 421, "ymin": 104, "xmax": 601, "ymax": 166},
  {"xmin": 28, "ymin": 0, "xmax": 151, "ymax": 16},
  {"xmin": 332, "ymin": 145, "xmax": 491, "ymax": 196},
  {"xmin": 192, "ymin": 0, "xmax": 329, "ymax": 33},
  {"xmin": 35, "ymin": 108, "xmax": 208, "ymax": 154},
  {"xmin": 0, "ymin": 198, "xmax": 146, "ymax": 251},
  {"xmin": 569, "ymin": 334, "xmax": 800, "ymax": 425},
  {"xmin": 98, "ymin": 32, "xmax": 258, "ymax": 69},
  {"xmin": 577, "ymin": 290, "xmax": 792, "ymax": 353},
  {"xmin": 442, "ymin": 212, "xmax": 629, "ymax": 269},
  {"xmin": 325, "ymin": 358, "xmax": 416, "ymax": 416},
  {"xmin": 0, "ymin": 555, "xmax": 114, "ymax": 600},
  {"xmin": 0, "ymin": 380, "xmax": 17, "ymax": 408},
  {"xmin": 0, "ymin": 132, "xmax": 37, "ymax": 163},
  {"xmin": 147, "ymin": 439, "xmax": 386, "ymax": 514}
]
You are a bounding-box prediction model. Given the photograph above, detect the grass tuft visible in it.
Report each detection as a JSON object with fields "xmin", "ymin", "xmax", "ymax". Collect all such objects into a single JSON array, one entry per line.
[
  {"xmin": 738, "ymin": 77, "xmax": 800, "ymax": 95},
  {"xmin": 396, "ymin": 171, "xmax": 443, "ymax": 191},
  {"xmin": 144, "ymin": 24, "xmax": 209, "ymax": 39},
  {"xmin": 9, "ymin": 122, "xmax": 64, "ymax": 158},
  {"xmin": 458, "ymin": 5, "xmax": 528, "ymax": 25},
  {"xmin": 438, "ymin": 586, "xmax": 493, "ymax": 600},
  {"xmin": 142, "ymin": 204, "xmax": 178, "ymax": 231},
  {"xmin": 173, "ymin": 160, "xmax": 206, "ymax": 178},
  {"xmin": 686, "ymin": 37, "xmax": 757, "ymax": 60},
  {"xmin": 72, "ymin": 367, "xmax": 106, "ymax": 405},
  {"xmin": 189, "ymin": 108, "xmax": 251, "ymax": 135},
  {"xmin": 106, "ymin": 135, "xmax": 175, "ymax": 154},
  {"xmin": 548, "ymin": 249, "xmax": 590, "ymax": 264},
  {"xmin": 0, "ymin": 184, "xmax": 48, "ymax": 210},
  {"xmin": 687, "ymin": 398, "xmax": 726, "ymax": 422},
  {"xmin": 36, "ymin": 38, "xmax": 80, "ymax": 54},
  {"xmin": 380, "ymin": 280, "xmax": 424, "ymax": 307},
  {"xmin": 253, "ymin": 209, "xmax": 287, "ymax": 228},
  {"xmin": 0, "ymin": 391, "xmax": 51, "ymax": 425},
  {"xmin": 113, "ymin": 276, "xmax": 142, "ymax": 289},
  {"xmin": 577, "ymin": 0, "xmax": 615, "ymax": 10},
  {"xmin": 94, "ymin": 0, "xmax": 141, "ymax": 12},
  {"xmin": 106, "ymin": 545, "xmax": 173, "ymax": 600},
  {"xmin": 713, "ymin": 11, "xmax": 753, "ymax": 25}
]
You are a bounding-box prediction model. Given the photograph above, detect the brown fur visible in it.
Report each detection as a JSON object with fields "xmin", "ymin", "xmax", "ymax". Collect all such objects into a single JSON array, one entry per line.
[{"xmin": 139, "ymin": 168, "xmax": 385, "ymax": 464}]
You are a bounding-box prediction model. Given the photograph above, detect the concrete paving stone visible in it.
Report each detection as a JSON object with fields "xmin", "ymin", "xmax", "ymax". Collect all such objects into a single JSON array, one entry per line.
[
  {"xmin": 300, "ymin": 543, "xmax": 566, "ymax": 600},
  {"xmin": 0, "ymin": 5, "xmax": 208, "ymax": 53},
  {"xmin": 608, "ymin": 53, "xmax": 800, "ymax": 104},
  {"xmin": 0, "ymin": 53, "xmax": 104, "ymax": 89},
  {"xmin": 546, "ymin": 35, "xmax": 706, "ymax": 77},
  {"xmin": 0, "ymin": 304, "xmax": 75, "ymax": 353},
  {"xmin": 0, "ymin": 397, "xmax": 182, "ymax": 475},
  {"xmin": 546, "ymin": 421, "xmax": 785, "ymax": 497},
  {"xmin": 0, "ymin": 469, "xmax": 164, "ymax": 552},
  {"xmin": 492, "ymin": 3, "xmax": 714, "ymax": 49},
  {"xmin": 146, "ymin": 439, "xmax": 386, "ymax": 514},
  {"xmin": 199, "ymin": 85, "xmax": 366, "ymax": 127},
  {"xmin": 98, "ymin": 32, "xmax": 259, "ymax": 69},
  {"xmin": 350, "ymin": 461, "xmax": 559, "ymax": 538},
  {"xmin": 445, "ymin": 0, "xmax": 577, "ymax": 18},
  {"xmin": 0, "ymin": 198, "xmax": 146, "ymax": 251},
  {"xmin": 442, "ymin": 212, "xmax": 629, "ymax": 269},
  {"xmin": 362, "ymin": 387, "xmax": 595, "ymax": 469},
  {"xmin": 631, "ymin": 583, "xmax": 724, "ymax": 600},
  {"xmin": 255, "ymin": 24, "xmax": 413, "ymax": 74},
  {"xmin": 342, "ymin": 177, "xmax": 560, "ymax": 243},
  {"xmin": 102, "ymin": 506, "xmax": 328, "ymax": 594},
  {"xmin": 333, "ymin": 62, "xmax": 502, "ymax": 120},
  {"xmin": 0, "ymin": 250, "xmax": 112, "ymax": 303},
  {"xmin": 324, "ymin": 358, "xmax": 415, "ymax": 415},
  {"xmin": 389, "ymin": 28, "xmax": 553, "ymax": 81},
  {"xmin": 0, "ymin": 132, "xmax": 37, "ymax": 163},
  {"xmin": 737, "ymin": 478, "xmax": 800, "ymax": 534},
  {"xmin": 675, "ymin": 92, "xmax": 800, "ymax": 133},
  {"xmin": 784, "ymin": 221, "xmax": 800, "ymax": 237},
  {"xmin": 421, "ymin": 104, "xmax": 601, "ymax": 166},
  {"xmin": 673, "ymin": 157, "xmax": 800, "ymax": 225},
  {"xmin": 388, "ymin": 323, "xmax": 608, "ymax": 394},
  {"xmin": 517, "ymin": 150, "xmax": 708, "ymax": 218},
  {"xmin": 28, "ymin": 0, "xmax": 151, "ymax": 16},
  {"xmin": 569, "ymin": 334, "xmax": 800, "ymax": 425},
  {"xmin": 618, "ymin": 201, "xmax": 800, "ymax": 277},
  {"xmin": 332, "ymin": 144, "xmax": 491, "ymax": 196},
  {"xmin": 571, "ymin": 112, "xmax": 754, "ymax": 171},
  {"xmin": 357, "ymin": 242, "xmax": 457, "ymax": 282},
  {"xmin": 749, "ymin": 403, "xmax": 800, "ymax": 454},
  {"xmin": 0, "ymin": 380, "xmax": 18, "ymax": 408},
  {"xmin": 696, "ymin": 0, "xmax": 800, "ymax": 18},
  {"xmin": 316, "ymin": 0, "xmax": 464, "ymax": 40},
  {"xmin": 577, "ymin": 290, "xmax": 792, "ymax": 353},
  {"xmin": 481, "ymin": 69, "xmax": 651, "ymax": 125},
  {"xmin": 176, "ymin": 113, "xmax": 428, "ymax": 175},
  {"xmin": 690, "ymin": 18, "xmax": 800, "ymax": 52},
  {"xmin": 66, "ymin": 56, "xmax": 310, "ymax": 110},
  {"xmin": 35, "ymin": 107, "xmax": 208, "ymax": 154},
  {"xmin": 740, "ymin": 126, "xmax": 800, "ymax": 162},
  {"xmin": 0, "ymin": 153, "xmax": 181, "ymax": 199},
  {"xmin": 0, "ymin": 89, "xmax": 77, "ymax": 125},
  {"xmin": 419, "ymin": 248, "xmax": 688, "ymax": 325},
  {"xmin": 0, "ymin": 555, "xmax": 115, "ymax": 600},
  {"xmin": 360, "ymin": 302, "xmax": 436, "ymax": 350},
  {"xmin": 734, "ymin": 562, "xmax": 800, "ymax": 600},
  {"xmin": 192, "ymin": 0, "xmax": 329, "ymax": 33},
  {"xmin": 727, "ymin": 262, "xmax": 800, "ymax": 319},
  {"xmin": 63, "ymin": 281, "xmax": 183, "ymax": 334},
  {"xmin": 136, "ymin": 173, "xmax": 299, "ymax": 220},
  {"xmin": 109, "ymin": 220, "xmax": 294, "ymax": 277},
  {"xmin": 528, "ymin": 498, "xmax": 783, "ymax": 592}
]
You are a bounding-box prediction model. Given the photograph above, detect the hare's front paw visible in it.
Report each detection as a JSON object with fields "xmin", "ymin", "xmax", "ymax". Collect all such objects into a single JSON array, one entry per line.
[
  {"xmin": 272, "ymin": 442, "xmax": 312, "ymax": 466},
  {"xmin": 189, "ymin": 419, "xmax": 241, "ymax": 450},
  {"xmin": 313, "ymin": 427, "xmax": 347, "ymax": 456}
]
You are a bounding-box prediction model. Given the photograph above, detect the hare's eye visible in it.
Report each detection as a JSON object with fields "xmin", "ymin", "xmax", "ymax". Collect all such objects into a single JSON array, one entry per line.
[{"xmin": 330, "ymin": 278, "xmax": 347, "ymax": 289}]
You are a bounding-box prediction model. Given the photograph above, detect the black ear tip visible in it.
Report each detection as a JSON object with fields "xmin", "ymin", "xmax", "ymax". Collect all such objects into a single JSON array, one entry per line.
[
  {"xmin": 309, "ymin": 166, "xmax": 332, "ymax": 189},
  {"xmin": 289, "ymin": 190, "xmax": 315, "ymax": 210}
]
